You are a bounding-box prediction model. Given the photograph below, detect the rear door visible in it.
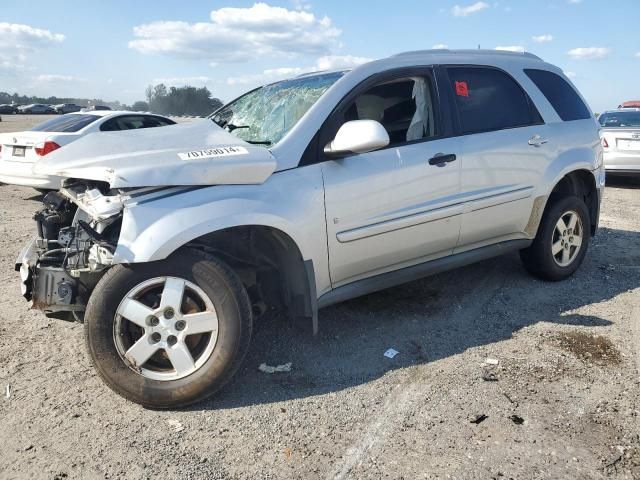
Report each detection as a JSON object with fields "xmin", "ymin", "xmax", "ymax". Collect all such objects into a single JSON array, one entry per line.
[
  {"xmin": 443, "ymin": 66, "xmax": 552, "ymax": 250},
  {"xmin": 321, "ymin": 68, "xmax": 462, "ymax": 287}
]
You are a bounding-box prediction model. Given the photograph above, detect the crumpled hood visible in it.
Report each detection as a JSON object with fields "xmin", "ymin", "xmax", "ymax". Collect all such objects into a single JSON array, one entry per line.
[{"xmin": 33, "ymin": 119, "xmax": 278, "ymax": 188}]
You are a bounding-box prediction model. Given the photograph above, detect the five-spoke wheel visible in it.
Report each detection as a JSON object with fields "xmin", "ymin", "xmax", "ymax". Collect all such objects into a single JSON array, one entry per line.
[
  {"xmin": 114, "ymin": 277, "xmax": 219, "ymax": 381},
  {"xmin": 520, "ymin": 195, "xmax": 591, "ymax": 281},
  {"xmin": 84, "ymin": 250, "xmax": 252, "ymax": 408},
  {"xmin": 551, "ymin": 210, "xmax": 584, "ymax": 267}
]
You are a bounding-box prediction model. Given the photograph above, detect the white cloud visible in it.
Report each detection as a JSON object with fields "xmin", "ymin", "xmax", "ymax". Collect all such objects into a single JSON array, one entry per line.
[
  {"xmin": 495, "ymin": 45, "xmax": 525, "ymax": 53},
  {"xmin": 568, "ymin": 0, "xmax": 582, "ymax": 3},
  {"xmin": 532, "ymin": 34, "xmax": 553, "ymax": 43},
  {"xmin": 290, "ymin": 0, "xmax": 311, "ymax": 10},
  {"xmin": 129, "ymin": 2, "xmax": 341, "ymax": 63},
  {"xmin": 35, "ymin": 74, "xmax": 82, "ymax": 83},
  {"xmin": 152, "ymin": 76, "xmax": 211, "ymax": 87},
  {"xmin": 314, "ymin": 55, "xmax": 371, "ymax": 70},
  {"xmin": 432, "ymin": 44, "xmax": 449, "ymax": 49},
  {"xmin": 568, "ymin": 47, "xmax": 611, "ymax": 60},
  {"xmin": 0, "ymin": 23, "xmax": 64, "ymax": 73},
  {"xmin": 452, "ymin": 2, "xmax": 490, "ymax": 17},
  {"xmin": 226, "ymin": 54, "xmax": 371, "ymax": 86}
]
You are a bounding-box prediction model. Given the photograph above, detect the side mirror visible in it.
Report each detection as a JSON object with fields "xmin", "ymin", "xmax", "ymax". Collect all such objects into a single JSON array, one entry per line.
[{"xmin": 324, "ymin": 120, "xmax": 390, "ymax": 158}]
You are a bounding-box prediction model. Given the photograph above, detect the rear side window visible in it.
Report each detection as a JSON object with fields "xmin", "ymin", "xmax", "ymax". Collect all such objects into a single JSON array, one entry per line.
[
  {"xmin": 524, "ymin": 69, "xmax": 591, "ymax": 121},
  {"xmin": 100, "ymin": 115, "xmax": 175, "ymax": 132},
  {"xmin": 30, "ymin": 114, "xmax": 99, "ymax": 133},
  {"xmin": 447, "ymin": 67, "xmax": 541, "ymax": 135}
]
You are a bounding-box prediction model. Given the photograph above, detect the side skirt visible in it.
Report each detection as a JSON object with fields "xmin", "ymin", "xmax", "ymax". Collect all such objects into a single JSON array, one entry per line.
[{"xmin": 317, "ymin": 239, "xmax": 532, "ymax": 310}]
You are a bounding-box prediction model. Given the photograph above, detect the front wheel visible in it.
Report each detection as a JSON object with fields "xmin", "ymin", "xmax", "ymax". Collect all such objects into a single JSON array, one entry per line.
[
  {"xmin": 84, "ymin": 249, "xmax": 252, "ymax": 408},
  {"xmin": 520, "ymin": 195, "xmax": 591, "ymax": 281}
]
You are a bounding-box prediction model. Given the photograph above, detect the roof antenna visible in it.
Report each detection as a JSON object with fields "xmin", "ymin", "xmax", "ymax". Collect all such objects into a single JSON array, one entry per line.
[{"xmin": 478, "ymin": 44, "xmax": 481, "ymax": 49}]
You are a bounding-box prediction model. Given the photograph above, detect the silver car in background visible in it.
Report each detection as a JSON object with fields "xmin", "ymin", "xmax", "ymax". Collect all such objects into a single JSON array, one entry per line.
[{"xmin": 599, "ymin": 108, "xmax": 640, "ymax": 175}]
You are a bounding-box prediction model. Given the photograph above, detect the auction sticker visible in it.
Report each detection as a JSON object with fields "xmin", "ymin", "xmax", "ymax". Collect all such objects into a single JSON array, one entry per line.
[{"xmin": 178, "ymin": 146, "xmax": 249, "ymax": 161}]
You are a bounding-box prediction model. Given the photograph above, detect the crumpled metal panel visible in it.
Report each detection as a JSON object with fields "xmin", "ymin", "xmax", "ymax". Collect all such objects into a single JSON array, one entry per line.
[{"xmin": 33, "ymin": 120, "xmax": 278, "ymax": 188}]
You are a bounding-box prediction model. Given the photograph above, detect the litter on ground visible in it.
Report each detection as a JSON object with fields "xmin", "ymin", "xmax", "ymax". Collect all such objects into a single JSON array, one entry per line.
[
  {"xmin": 258, "ymin": 362, "xmax": 292, "ymax": 374},
  {"xmin": 384, "ymin": 348, "xmax": 399, "ymax": 359}
]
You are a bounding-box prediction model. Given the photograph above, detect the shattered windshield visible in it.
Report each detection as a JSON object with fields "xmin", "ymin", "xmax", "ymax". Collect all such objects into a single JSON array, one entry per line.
[{"xmin": 211, "ymin": 71, "xmax": 345, "ymax": 146}]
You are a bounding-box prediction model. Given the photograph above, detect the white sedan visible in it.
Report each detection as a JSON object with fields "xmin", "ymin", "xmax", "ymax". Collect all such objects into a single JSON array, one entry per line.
[{"xmin": 0, "ymin": 111, "xmax": 176, "ymax": 190}]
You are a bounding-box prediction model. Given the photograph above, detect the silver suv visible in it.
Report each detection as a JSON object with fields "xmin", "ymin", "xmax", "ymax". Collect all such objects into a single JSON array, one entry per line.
[{"xmin": 16, "ymin": 50, "xmax": 604, "ymax": 408}]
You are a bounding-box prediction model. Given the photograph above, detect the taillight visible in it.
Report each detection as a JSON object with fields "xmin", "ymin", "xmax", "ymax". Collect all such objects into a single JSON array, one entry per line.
[
  {"xmin": 601, "ymin": 137, "xmax": 609, "ymax": 148},
  {"xmin": 34, "ymin": 141, "xmax": 60, "ymax": 156}
]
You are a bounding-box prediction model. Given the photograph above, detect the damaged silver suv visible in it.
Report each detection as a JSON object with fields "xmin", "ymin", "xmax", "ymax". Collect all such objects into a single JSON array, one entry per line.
[{"xmin": 16, "ymin": 50, "xmax": 604, "ymax": 408}]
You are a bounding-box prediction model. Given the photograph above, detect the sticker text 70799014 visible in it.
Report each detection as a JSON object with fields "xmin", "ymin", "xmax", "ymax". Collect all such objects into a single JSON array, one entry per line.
[{"xmin": 178, "ymin": 146, "xmax": 249, "ymax": 161}]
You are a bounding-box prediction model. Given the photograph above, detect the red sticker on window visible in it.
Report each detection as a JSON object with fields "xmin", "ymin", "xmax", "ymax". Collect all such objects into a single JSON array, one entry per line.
[{"xmin": 455, "ymin": 81, "xmax": 469, "ymax": 97}]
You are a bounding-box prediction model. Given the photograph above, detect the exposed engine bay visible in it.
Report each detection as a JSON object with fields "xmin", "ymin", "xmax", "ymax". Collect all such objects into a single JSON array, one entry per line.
[{"xmin": 17, "ymin": 180, "xmax": 126, "ymax": 320}]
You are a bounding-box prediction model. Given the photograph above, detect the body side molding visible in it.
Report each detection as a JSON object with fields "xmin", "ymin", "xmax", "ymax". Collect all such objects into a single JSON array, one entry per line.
[{"xmin": 317, "ymin": 239, "xmax": 532, "ymax": 309}]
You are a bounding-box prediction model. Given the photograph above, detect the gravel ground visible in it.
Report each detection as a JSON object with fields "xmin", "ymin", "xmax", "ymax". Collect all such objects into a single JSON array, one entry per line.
[{"xmin": 0, "ymin": 116, "xmax": 639, "ymax": 479}]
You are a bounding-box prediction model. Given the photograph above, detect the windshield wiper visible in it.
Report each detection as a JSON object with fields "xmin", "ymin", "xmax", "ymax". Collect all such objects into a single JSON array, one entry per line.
[
  {"xmin": 226, "ymin": 124, "xmax": 250, "ymax": 132},
  {"xmin": 246, "ymin": 140, "xmax": 272, "ymax": 145}
]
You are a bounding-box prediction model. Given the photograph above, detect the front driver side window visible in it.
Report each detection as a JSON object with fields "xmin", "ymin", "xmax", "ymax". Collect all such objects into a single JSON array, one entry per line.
[{"xmin": 341, "ymin": 75, "xmax": 439, "ymax": 146}]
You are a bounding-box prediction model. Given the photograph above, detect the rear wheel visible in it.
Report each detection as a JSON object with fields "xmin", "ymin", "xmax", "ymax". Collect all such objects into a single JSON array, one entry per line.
[
  {"xmin": 84, "ymin": 249, "xmax": 252, "ymax": 408},
  {"xmin": 520, "ymin": 195, "xmax": 590, "ymax": 281}
]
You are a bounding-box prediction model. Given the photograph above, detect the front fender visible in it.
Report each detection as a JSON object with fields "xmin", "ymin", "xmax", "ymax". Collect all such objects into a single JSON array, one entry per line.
[
  {"xmin": 111, "ymin": 165, "xmax": 332, "ymax": 295},
  {"xmin": 114, "ymin": 199, "xmax": 309, "ymax": 263}
]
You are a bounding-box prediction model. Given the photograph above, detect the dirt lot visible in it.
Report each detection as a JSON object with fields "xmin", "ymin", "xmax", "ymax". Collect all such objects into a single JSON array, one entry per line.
[{"xmin": 0, "ymin": 116, "xmax": 639, "ymax": 479}]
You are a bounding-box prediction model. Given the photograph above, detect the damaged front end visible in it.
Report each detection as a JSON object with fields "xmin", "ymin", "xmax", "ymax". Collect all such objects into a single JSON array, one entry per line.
[{"xmin": 16, "ymin": 180, "xmax": 125, "ymax": 321}]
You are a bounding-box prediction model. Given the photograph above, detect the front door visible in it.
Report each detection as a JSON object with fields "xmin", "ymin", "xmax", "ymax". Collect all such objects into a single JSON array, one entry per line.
[{"xmin": 321, "ymin": 71, "xmax": 462, "ymax": 287}]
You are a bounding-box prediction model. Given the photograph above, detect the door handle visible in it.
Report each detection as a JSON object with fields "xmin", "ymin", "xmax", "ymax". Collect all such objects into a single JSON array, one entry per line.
[
  {"xmin": 428, "ymin": 153, "xmax": 457, "ymax": 166},
  {"xmin": 528, "ymin": 135, "xmax": 549, "ymax": 147}
]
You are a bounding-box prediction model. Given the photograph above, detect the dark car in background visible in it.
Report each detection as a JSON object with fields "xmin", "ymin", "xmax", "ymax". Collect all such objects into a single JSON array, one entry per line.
[{"xmin": 0, "ymin": 104, "xmax": 19, "ymax": 114}]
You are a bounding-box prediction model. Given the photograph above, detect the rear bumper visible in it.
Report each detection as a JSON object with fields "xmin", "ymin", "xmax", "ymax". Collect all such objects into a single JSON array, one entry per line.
[
  {"xmin": 603, "ymin": 151, "xmax": 640, "ymax": 173},
  {"xmin": 0, "ymin": 160, "xmax": 64, "ymax": 188}
]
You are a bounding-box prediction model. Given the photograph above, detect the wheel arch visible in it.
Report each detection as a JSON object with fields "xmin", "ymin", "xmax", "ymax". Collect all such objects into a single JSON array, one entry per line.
[
  {"xmin": 535, "ymin": 168, "xmax": 599, "ymax": 238},
  {"xmin": 181, "ymin": 225, "xmax": 318, "ymax": 333},
  {"xmin": 548, "ymin": 169, "xmax": 599, "ymax": 235}
]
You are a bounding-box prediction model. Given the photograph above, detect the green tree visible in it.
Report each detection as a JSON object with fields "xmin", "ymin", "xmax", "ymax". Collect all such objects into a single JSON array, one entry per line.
[
  {"xmin": 131, "ymin": 101, "xmax": 149, "ymax": 112},
  {"xmin": 143, "ymin": 84, "xmax": 223, "ymax": 117}
]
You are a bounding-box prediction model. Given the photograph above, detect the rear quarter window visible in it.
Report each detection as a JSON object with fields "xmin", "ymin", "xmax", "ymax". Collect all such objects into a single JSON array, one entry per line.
[
  {"xmin": 524, "ymin": 69, "xmax": 591, "ymax": 121},
  {"xmin": 446, "ymin": 67, "xmax": 542, "ymax": 135}
]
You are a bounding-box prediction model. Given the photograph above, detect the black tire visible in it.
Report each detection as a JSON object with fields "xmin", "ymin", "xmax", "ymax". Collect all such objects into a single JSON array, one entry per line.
[
  {"xmin": 520, "ymin": 195, "xmax": 591, "ymax": 281},
  {"xmin": 84, "ymin": 249, "xmax": 252, "ymax": 408}
]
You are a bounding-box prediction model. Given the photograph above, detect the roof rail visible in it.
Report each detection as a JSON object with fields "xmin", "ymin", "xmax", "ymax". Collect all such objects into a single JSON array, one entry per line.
[{"xmin": 392, "ymin": 49, "xmax": 542, "ymax": 61}]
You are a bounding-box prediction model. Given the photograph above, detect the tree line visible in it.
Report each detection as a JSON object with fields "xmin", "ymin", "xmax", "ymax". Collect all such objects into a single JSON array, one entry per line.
[
  {"xmin": 0, "ymin": 84, "xmax": 225, "ymax": 117},
  {"xmin": 0, "ymin": 91, "xmax": 126, "ymax": 110}
]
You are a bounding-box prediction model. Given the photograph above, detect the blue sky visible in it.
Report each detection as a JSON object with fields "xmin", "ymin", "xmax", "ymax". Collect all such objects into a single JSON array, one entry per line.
[{"xmin": 0, "ymin": 0, "xmax": 638, "ymax": 111}]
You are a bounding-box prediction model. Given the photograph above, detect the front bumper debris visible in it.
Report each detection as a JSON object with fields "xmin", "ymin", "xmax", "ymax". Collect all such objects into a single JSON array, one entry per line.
[{"xmin": 16, "ymin": 236, "xmax": 86, "ymax": 318}]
